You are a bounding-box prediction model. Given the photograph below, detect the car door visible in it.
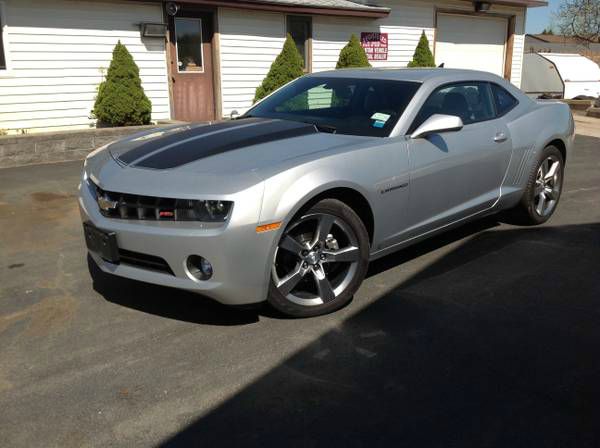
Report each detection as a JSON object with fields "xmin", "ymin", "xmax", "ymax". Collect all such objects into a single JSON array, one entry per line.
[{"xmin": 403, "ymin": 81, "xmax": 513, "ymax": 238}]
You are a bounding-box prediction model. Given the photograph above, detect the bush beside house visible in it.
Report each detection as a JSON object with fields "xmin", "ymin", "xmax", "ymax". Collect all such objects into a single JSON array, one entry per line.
[
  {"xmin": 254, "ymin": 34, "xmax": 305, "ymax": 103},
  {"xmin": 408, "ymin": 31, "xmax": 436, "ymax": 68},
  {"xmin": 336, "ymin": 34, "xmax": 371, "ymax": 69},
  {"xmin": 93, "ymin": 41, "xmax": 152, "ymax": 126}
]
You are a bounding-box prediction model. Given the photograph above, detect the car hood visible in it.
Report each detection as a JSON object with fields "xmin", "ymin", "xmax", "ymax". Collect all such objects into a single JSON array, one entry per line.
[
  {"xmin": 87, "ymin": 118, "xmax": 372, "ymax": 197},
  {"xmin": 109, "ymin": 117, "xmax": 370, "ymax": 173}
]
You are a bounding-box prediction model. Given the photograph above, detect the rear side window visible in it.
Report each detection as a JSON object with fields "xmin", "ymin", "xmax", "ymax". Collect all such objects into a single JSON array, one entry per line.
[
  {"xmin": 411, "ymin": 81, "xmax": 495, "ymax": 131},
  {"xmin": 491, "ymin": 83, "xmax": 518, "ymax": 116}
]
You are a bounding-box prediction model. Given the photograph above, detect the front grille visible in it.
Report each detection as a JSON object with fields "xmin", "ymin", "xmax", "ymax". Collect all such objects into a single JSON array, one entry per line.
[
  {"xmin": 93, "ymin": 185, "xmax": 202, "ymax": 221},
  {"xmin": 119, "ymin": 249, "xmax": 174, "ymax": 275}
]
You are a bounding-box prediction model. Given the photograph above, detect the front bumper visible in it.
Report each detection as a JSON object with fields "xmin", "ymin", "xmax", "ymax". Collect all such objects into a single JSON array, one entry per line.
[{"xmin": 78, "ymin": 178, "xmax": 276, "ymax": 306}]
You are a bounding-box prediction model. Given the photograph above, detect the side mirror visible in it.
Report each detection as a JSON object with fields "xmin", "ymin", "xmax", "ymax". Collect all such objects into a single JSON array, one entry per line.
[
  {"xmin": 410, "ymin": 114, "xmax": 463, "ymax": 139},
  {"xmin": 230, "ymin": 110, "xmax": 240, "ymax": 120}
]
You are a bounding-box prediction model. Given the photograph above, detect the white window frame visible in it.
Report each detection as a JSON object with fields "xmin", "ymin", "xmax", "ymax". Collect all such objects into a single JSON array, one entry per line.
[{"xmin": 0, "ymin": 1, "xmax": 11, "ymax": 75}]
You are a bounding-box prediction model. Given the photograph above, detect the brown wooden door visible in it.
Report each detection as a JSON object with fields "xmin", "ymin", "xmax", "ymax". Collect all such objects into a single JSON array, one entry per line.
[{"xmin": 168, "ymin": 11, "xmax": 215, "ymax": 122}]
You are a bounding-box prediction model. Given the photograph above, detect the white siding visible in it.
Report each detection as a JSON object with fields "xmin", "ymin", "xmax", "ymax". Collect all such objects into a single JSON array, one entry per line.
[
  {"xmin": 313, "ymin": 0, "xmax": 436, "ymax": 71},
  {"xmin": 218, "ymin": 8, "xmax": 285, "ymax": 117},
  {"xmin": 511, "ymin": 34, "xmax": 525, "ymax": 88},
  {"xmin": 218, "ymin": 0, "xmax": 527, "ymax": 116},
  {"xmin": 0, "ymin": 0, "xmax": 170, "ymax": 134},
  {"xmin": 313, "ymin": 0, "xmax": 526, "ymax": 85}
]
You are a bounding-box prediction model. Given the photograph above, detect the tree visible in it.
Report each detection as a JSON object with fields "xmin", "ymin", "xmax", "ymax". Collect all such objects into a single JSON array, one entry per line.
[
  {"xmin": 541, "ymin": 27, "xmax": 555, "ymax": 35},
  {"xmin": 336, "ymin": 34, "xmax": 371, "ymax": 69},
  {"xmin": 408, "ymin": 31, "xmax": 436, "ymax": 68},
  {"xmin": 555, "ymin": 0, "xmax": 600, "ymax": 43},
  {"xmin": 254, "ymin": 34, "xmax": 304, "ymax": 103},
  {"xmin": 93, "ymin": 42, "xmax": 152, "ymax": 127}
]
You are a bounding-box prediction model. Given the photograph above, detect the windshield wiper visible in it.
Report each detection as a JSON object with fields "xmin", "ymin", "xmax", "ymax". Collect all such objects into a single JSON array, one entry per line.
[{"xmin": 313, "ymin": 123, "xmax": 337, "ymax": 134}]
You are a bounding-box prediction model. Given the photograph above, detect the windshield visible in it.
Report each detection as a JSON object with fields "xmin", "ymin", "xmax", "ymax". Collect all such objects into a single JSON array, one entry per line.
[{"xmin": 244, "ymin": 76, "xmax": 421, "ymax": 137}]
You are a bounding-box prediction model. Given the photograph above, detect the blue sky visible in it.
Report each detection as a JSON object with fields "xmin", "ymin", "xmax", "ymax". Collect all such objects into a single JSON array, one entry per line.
[{"xmin": 525, "ymin": 0, "xmax": 561, "ymax": 34}]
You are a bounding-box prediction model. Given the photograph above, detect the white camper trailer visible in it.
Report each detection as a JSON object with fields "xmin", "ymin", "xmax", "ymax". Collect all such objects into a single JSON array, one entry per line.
[{"xmin": 522, "ymin": 53, "xmax": 600, "ymax": 99}]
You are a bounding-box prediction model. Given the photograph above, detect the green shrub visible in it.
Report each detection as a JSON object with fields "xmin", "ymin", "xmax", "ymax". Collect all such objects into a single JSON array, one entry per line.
[
  {"xmin": 336, "ymin": 34, "xmax": 371, "ymax": 69},
  {"xmin": 93, "ymin": 41, "xmax": 152, "ymax": 126},
  {"xmin": 407, "ymin": 31, "xmax": 436, "ymax": 68},
  {"xmin": 254, "ymin": 34, "xmax": 304, "ymax": 103}
]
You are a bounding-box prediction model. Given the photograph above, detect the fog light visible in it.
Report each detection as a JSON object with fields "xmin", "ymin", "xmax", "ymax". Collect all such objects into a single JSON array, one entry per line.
[{"xmin": 186, "ymin": 255, "xmax": 213, "ymax": 281}]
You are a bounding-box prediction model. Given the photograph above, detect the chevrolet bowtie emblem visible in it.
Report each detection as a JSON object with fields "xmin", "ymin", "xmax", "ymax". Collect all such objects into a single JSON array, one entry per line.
[{"xmin": 98, "ymin": 196, "xmax": 119, "ymax": 211}]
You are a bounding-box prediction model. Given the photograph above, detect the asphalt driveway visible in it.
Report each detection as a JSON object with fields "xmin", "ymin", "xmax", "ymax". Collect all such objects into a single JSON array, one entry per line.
[{"xmin": 1, "ymin": 136, "xmax": 599, "ymax": 447}]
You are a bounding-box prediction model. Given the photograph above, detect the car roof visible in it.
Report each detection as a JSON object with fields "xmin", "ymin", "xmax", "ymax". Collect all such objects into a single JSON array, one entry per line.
[{"xmin": 308, "ymin": 67, "xmax": 505, "ymax": 84}]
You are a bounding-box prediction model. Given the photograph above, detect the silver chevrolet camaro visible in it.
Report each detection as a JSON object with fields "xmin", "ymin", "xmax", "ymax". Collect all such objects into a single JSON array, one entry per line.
[{"xmin": 80, "ymin": 69, "xmax": 574, "ymax": 317}]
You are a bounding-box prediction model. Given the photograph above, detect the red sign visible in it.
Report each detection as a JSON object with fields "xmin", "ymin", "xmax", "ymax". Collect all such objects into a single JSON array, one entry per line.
[{"xmin": 361, "ymin": 32, "xmax": 388, "ymax": 61}]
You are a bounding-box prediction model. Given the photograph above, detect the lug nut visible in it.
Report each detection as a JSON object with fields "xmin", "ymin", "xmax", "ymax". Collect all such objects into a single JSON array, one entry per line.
[
  {"xmin": 301, "ymin": 250, "xmax": 308, "ymax": 256},
  {"xmin": 302, "ymin": 262, "xmax": 308, "ymax": 269},
  {"xmin": 320, "ymin": 254, "xmax": 326, "ymax": 260}
]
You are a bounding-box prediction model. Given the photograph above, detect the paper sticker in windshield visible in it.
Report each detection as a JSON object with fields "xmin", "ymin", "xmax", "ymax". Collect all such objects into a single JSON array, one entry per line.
[
  {"xmin": 371, "ymin": 112, "xmax": 391, "ymax": 122},
  {"xmin": 373, "ymin": 120, "xmax": 386, "ymax": 128}
]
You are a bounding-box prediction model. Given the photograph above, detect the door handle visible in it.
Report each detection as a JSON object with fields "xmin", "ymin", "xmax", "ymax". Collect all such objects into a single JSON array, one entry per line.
[{"xmin": 494, "ymin": 132, "xmax": 507, "ymax": 143}]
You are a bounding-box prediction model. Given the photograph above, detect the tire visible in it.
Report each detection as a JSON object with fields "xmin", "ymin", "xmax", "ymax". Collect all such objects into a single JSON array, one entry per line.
[
  {"xmin": 507, "ymin": 145, "xmax": 564, "ymax": 225},
  {"xmin": 268, "ymin": 199, "xmax": 370, "ymax": 317}
]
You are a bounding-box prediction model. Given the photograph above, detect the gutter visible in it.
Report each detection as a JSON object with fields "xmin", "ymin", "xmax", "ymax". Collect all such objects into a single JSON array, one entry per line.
[{"xmin": 151, "ymin": 0, "xmax": 391, "ymax": 18}]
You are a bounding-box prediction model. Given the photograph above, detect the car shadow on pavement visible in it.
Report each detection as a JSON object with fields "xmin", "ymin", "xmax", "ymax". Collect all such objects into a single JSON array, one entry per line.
[
  {"xmin": 88, "ymin": 256, "xmax": 261, "ymax": 326},
  {"xmin": 367, "ymin": 215, "xmax": 501, "ymax": 278},
  {"xmin": 158, "ymin": 222, "xmax": 600, "ymax": 447},
  {"xmin": 88, "ymin": 217, "xmax": 501, "ymax": 325}
]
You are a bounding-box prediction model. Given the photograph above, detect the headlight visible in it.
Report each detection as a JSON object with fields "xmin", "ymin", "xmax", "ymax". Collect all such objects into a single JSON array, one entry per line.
[
  {"xmin": 160, "ymin": 200, "xmax": 233, "ymax": 222},
  {"xmin": 191, "ymin": 200, "xmax": 233, "ymax": 222}
]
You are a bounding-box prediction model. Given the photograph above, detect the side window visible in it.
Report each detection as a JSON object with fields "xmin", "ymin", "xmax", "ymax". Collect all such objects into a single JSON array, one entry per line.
[
  {"xmin": 491, "ymin": 83, "xmax": 518, "ymax": 117},
  {"xmin": 411, "ymin": 82, "xmax": 495, "ymax": 131}
]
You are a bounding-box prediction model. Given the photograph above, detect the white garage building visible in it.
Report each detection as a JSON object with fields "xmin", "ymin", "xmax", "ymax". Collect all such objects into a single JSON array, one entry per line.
[{"xmin": 0, "ymin": 0, "xmax": 545, "ymax": 133}]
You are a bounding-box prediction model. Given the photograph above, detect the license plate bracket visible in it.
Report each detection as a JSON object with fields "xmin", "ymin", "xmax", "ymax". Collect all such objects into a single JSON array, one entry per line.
[{"xmin": 83, "ymin": 222, "xmax": 120, "ymax": 264}]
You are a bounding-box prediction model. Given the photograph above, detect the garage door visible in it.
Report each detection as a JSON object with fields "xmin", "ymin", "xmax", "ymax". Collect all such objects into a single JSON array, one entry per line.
[{"xmin": 435, "ymin": 13, "xmax": 507, "ymax": 76}]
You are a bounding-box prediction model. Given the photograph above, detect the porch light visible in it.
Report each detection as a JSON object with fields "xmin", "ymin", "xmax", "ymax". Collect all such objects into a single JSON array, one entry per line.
[
  {"xmin": 140, "ymin": 22, "xmax": 167, "ymax": 38},
  {"xmin": 474, "ymin": 1, "xmax": 492, "ymax": 12}
]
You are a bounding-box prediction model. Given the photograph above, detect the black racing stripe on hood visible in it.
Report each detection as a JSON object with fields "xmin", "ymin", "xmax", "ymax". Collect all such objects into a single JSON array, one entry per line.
[
  {"xmin": 117, "ymin": 118, "xmax": 267, "ymax": 165},
  {"xmin": 134, "ymin": 119, "xmax": 318, "ymax": 169}
]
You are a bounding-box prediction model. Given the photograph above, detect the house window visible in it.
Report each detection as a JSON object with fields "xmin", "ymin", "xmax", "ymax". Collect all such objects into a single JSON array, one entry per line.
[
  {"xmin": 287, "ymin": 15, "xmax": 311, "ymax": 72},
  {"xmin": 175, "ymin": 17, "xmax": 203, "ymax": 73}
]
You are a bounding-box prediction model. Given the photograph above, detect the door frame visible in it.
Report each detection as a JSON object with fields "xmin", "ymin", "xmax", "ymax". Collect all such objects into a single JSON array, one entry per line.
[
  {"xmin": 433, "ymin": 8, "xmax": 516, "ymax": 81},
  {"xmin": 286, "ymin": 14, "xmax": 313, "ymax": 73},
  {"xmin": 164, "ymin": 3, "xmax": 222, "ymax": 120}
]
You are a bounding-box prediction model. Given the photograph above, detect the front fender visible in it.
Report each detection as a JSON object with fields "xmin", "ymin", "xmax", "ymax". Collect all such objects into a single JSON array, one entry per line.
[
  {"xmin": 256, "ymin": 138, "xmax": 409, "ymax": 288},
  {"xmin": 263, "ymin": 177, "xmax": 372, "ymax": 229},
  {"xmin": 256, "ymin": 160, "xmax": 375, "ymax": 290}
]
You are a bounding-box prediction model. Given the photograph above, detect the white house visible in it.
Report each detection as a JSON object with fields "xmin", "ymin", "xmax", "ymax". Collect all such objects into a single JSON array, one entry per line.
[{"xmin": 0, "ymin": 0, "xmax": 546, "ymax": 133}]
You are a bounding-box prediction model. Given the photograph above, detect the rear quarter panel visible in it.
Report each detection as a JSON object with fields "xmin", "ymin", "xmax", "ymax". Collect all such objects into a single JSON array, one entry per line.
[{"xmin": 499, "ymin": 99, "xmax": 574, "ymax": 208}]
